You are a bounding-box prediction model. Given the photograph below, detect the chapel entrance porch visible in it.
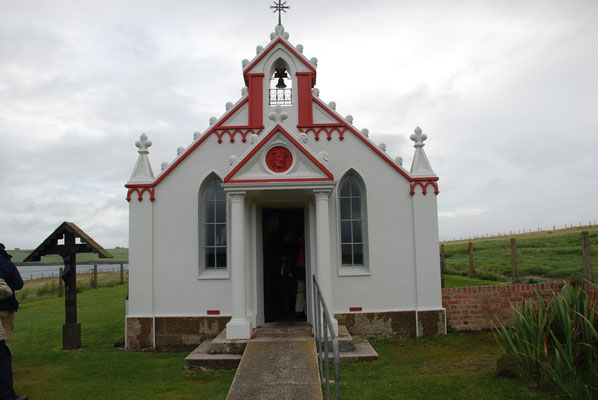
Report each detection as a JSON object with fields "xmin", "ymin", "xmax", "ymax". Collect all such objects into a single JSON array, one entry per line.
[
  {"xmin": 223, "ymin": 184, "xmax": 336, "ymax": 339},
  {"xmin": 262, "ymin": 208, "xmax": 306, "ymax": 323}
]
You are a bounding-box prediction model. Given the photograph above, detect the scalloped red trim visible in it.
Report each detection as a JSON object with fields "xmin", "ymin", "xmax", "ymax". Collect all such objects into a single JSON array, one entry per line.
[
  {"xmin": 126, "ymin": 187, "xmax": 155, "ymax": 202},
  {"xmin": 298, "ymin": 125, "xmax": 347, "ymax": 141},
  {"xmin": 214, "ymin": 127, "xmax": 264, "ymax": 143},
  {"xmin": 409, "ymin": 181, "xmax": 439, "ymax": 196}
]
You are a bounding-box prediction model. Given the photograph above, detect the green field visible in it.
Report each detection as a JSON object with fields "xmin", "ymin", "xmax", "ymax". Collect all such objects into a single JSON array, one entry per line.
[
  {"xmin": 8, "ymin": 283, "xmax": 555, "ymax": 399},
  {"xmin": 441, "ymin": 226, "xmax": 598, "ymax": 281}
]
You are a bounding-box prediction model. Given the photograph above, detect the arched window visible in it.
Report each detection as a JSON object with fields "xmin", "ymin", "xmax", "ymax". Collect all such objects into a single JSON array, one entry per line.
[
  {"xmin": 339, "ymin": 174, "xmax": 367, "ymax": 267},
  {"xmin": 202, "ymin": 178, "xmax": 227, "ymax": 269}
]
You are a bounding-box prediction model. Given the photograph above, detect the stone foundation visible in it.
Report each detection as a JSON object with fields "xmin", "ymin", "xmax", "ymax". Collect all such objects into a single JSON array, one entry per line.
[
  {"xmin": 126, "ymin": 317, "xmax": 154, "ymax": 350},
  {"xmin": 334, "ymin": 309, "xmax": 446, "ymax": 338},
  {"xmin": 417, "ymin": 310, "xmax": 446, "ymax": 337},
  {"xmin": 126, "ymin": 316, "xmax": 231, "ymax": 351}
]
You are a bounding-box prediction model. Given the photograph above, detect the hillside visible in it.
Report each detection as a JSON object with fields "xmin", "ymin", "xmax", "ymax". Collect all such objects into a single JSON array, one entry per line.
[{"xmin": 441, "ymin": 226, "xmax": 598, "ymax": 280}]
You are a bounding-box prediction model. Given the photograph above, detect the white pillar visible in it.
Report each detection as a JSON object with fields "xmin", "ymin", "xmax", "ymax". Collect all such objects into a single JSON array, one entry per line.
[
  {"xmin": 412, "ymin": 190, "xmax": 444, "ymax": 336},
  {"xmin": 314, "ymin": 189, "xmax": 338, "ymax": 334},
  {"xmin": 226, "ymin": 191, "xmax": 252, "ymax": 339}
]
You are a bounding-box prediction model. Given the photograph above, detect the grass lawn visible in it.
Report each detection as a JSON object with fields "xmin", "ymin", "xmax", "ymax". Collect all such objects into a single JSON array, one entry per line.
[
  {"xmin": 442, "ymin": 226, "xmax": 598, "ymax": 280},
  {"xmin": 7, "ymin": 283, "xmax": 559, "ymax": 399},
  {"xmin": 11, "ymin": 284, "xmax": 234, "ymax": 399},
  {"xmin": 340, "ymin": 333, "xmax": 554, "ymax": 400}
]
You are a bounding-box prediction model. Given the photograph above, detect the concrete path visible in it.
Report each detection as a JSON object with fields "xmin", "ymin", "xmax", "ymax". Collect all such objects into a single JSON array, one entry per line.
[{"xmin": 226, "ymin": 324, "xmax": 322, "ymax": 400}]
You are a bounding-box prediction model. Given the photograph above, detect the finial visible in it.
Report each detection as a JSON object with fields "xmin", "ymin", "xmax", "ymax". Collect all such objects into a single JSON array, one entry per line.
[
  {"xmin": 410, "ymin": 126, "xmax": 427, "ymax": 148},
  {"xmin": 270, "ymin": 0, "xmax": 290, "ymax": 26},
  {"xmin": 135, "ymin": 133, "xmax": 152, "ymax": 153}
]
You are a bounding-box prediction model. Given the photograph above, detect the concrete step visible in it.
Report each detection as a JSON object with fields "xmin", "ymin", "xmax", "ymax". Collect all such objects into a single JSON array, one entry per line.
[
  {"xmin": 184, "ymin": 322, "xmax": 379, "ymax": 371},
  {"xmin": 226, "ymin": 339, "xmax": 322, "ymax": 400},
  {"xmin": 336, "ymin": 335, "xmax": 379, "ymax": 363},
  {"xmin": 184, "ymin": 339, "xmax": 242, "ymax": 371},
  {"xmin": 209, "ymin": 329, "xmax": 250, "ymax": 355}
]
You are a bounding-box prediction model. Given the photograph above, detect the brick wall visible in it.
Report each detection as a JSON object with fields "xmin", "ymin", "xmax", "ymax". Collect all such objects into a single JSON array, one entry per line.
[{"xmin": 442, "ymin": 283, "xmax": 563, "ymax": 331}]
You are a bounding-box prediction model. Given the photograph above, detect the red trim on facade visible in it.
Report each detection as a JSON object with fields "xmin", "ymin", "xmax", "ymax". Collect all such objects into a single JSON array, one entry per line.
[
  {"xmin": 126, "ymin": 187, "xmax": 155, "ymax": 202},
  {"xmin": 227, "ymin": 177, "xmax": 332, "ymax": 184},
  {"xmin": 349, "ymin": 307, "xmax": 362, "ymax": 312},
  {"xmin": 214, "ymin": 128, "xmax": 264, "ymax": 144},
  {"xmin": 410, "ymin": 180, "xmax": 439, "ymax": 196},
  {"xmin": 298, "ymin": 125, "xmax": 348, "ymax": 141},
  {"xmin": 124, "ymin": 96, "xmax": 264, "ymax": 196},
  {"xmin": 224, "ymin": 124, "xmax": 334, "ymax": 183},
  {"xmin": 309, "ymin": 96, "xmax": 439, "ymax": 189},
  {"xmin": 297, "ymin": 73, "xmax": 315, "ymax": 126},
  {"xmin": 206, "ymin": 310, "xmax": 220, "ymax": 315},
  {"xmin": 247, "ymin": 74, "xmax": 264, "ymax": 128},
  {"xmin": 243, "ymin": 38, "xmax": 316, "ymax": 85}
]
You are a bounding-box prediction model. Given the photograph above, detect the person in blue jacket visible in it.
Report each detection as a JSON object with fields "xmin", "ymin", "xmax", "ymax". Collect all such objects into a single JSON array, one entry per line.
[
  {"xmin": 0, "ymin": 244, "xmax": 23, "ymax": 337},
  {"xmin": 0, "ymin": 243, "xmax": 27, "ymax": 400}
]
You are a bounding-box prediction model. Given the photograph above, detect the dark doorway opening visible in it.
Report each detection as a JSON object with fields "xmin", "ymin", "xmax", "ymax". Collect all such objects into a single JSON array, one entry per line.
[{"xmin": 262, "ymin": 208, "xmax": 306, "ymax": 323}]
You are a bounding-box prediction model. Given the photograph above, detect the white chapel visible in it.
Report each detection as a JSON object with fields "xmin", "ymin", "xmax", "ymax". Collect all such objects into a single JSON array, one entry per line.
[{"xmin": 125, "ymin": 23, "xmax": 445, "ymax": 350}]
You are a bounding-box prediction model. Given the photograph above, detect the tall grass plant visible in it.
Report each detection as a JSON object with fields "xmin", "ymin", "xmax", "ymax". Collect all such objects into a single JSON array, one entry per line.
[{"xmin": 493, "ymin": 284, "xmax": 598, "ymax": 399}]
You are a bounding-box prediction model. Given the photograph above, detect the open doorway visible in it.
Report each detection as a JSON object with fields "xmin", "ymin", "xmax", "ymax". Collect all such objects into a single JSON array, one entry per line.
[{"xmin": 262, "ymin": 208, "xmax": 306, "ymax": 323}]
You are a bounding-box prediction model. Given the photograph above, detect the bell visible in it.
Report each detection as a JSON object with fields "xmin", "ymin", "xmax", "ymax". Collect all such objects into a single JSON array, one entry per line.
[{"xmin": 274, "ymin": 68, "xmax": 288, "ymax": 89}]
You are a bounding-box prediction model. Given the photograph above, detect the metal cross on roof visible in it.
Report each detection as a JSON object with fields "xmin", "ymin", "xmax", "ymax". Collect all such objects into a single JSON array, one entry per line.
[{"xmin": 270, "ymin": 0, "xmax": 290, "ymax": 26}]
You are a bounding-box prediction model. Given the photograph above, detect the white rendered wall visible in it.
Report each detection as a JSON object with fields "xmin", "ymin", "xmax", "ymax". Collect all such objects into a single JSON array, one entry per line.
[
  {"xmin": 304, "ymin": 131, "xmax": 420, "ymax": 314},
  {"xmin": 145, "ymin": 134, "xmax": 249, "ymax": 317},
  {"xmin": 128, "ymin": 198, "xmax": 154, "ymax": 317},
  {"xmin": 412, "ymin": 189, "xmax": 443, "ymax": 310}
]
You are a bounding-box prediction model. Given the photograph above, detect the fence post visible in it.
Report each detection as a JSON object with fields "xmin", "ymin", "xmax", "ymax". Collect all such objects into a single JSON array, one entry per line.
[
  {"xmin": 468, "ymin": 241, "xmax": 474, "ymax": 278},
  {"xmin": 120, "ymin": 263, "xmax": 124, "ymax": 284},
  {"xmin": 92, "ymin": 264, "xmax": 98, "ymax": 289},
  {"xmin": 581, "ymin": 231, "xmax": 593, "ymax": 288},
  {"xmin": 510, "ymin": 238, "xmax": 518, "ymax": 284},
  {"xmin": 440, "ymin": 244, "xmax": 445, "ymax": 288},
  {"xmin": 58, "ymin": 267, "xmax": 64, "ymax": 297}
]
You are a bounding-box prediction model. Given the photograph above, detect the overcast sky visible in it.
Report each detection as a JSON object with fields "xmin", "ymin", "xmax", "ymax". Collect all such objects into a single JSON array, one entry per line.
[{"xmin": 1, "ymin": 0, "xmax": 597, "ymax": 250}]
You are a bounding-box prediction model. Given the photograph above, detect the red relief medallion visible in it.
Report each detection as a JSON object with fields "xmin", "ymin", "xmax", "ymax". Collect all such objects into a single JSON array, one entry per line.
[{"xmin": 265, "ymin": 146, "xmax": 293, "ymax": 173}]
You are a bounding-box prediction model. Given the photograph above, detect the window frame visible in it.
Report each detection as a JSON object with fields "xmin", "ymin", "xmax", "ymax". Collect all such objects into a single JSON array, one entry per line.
[
  {"xmin": 198, "ymin": 175, "xmax": 230, "ymax": 279},
  {"xmin": 337, "ymin": 171, "xmax": 370, "ymax": 275}
]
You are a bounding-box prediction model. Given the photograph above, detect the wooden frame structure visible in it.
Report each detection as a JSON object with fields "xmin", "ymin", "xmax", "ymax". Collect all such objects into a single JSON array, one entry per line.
[{"xmin": 24, "ymin": 221, "xmax": 113, "ymax": 349}]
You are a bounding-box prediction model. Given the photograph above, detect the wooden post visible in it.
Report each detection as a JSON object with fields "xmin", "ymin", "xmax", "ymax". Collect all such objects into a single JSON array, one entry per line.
[
  {"xmin": 468, "ymin": 241, "xmax": 474, "ymax": 277},
  {"xmin": 62, "ymin": 232, "xmax": 81, "ymax": 350},
  {"xmin": 581, "ymin": 231, "xmax": 594, "ymax": 288},
  {"xmin": 58, "ymin": 267, "xmax": 64, "ymax": 297},
  {"xmin": 440, "ymin": 244, "xmax": 445, "ymax": 288},
  {"xmin": 120, "ymin": 263, "xmax": 124, "ymax": 284},
  {"xmin": 510, "ymin": 238, "xmax": 518, "ymax": 284},
  {"xmin": 93, "ymin": 264, "xmax": 98, "ymax": 289}
]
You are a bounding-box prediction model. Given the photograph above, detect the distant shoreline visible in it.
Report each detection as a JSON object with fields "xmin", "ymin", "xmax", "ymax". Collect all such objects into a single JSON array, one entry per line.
[{"xmin": 15, "ymin": 260, "xmax": 128, "ymax": 267}]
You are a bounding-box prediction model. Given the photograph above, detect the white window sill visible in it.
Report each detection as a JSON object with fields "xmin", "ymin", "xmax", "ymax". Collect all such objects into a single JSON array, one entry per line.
[
  {"xmin": 338, "ymin": 267, "xmax": 371, "ymax": 277},
  {"xmin": 198, "ymin": 269, "xmax": 230, "ymax": 280}
]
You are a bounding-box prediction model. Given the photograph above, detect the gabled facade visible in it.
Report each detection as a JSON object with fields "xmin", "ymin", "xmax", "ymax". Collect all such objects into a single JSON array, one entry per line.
[{"xmin": 125, "ymin": 24, "xmax": 444, "ymax": 350}]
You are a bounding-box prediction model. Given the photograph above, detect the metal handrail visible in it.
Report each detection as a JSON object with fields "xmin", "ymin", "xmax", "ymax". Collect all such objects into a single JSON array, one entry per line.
[{"xmin": 312, "ymin": 274, "xmax": 340, "ymax": 400}]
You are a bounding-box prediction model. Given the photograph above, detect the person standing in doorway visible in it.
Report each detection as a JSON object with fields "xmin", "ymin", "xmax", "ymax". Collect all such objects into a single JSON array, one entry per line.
[
  {"xmin": 277, "ymin": 232, "xmax": 299, "ymax": 319},
  {"xmin": 294, "ymin": 237, "xmax": 306, "ymax": 319}
]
